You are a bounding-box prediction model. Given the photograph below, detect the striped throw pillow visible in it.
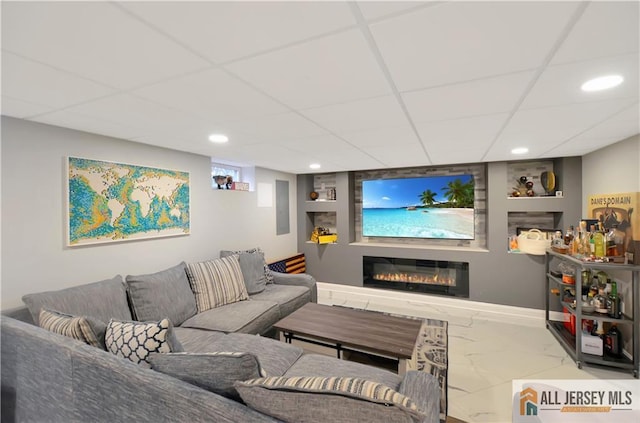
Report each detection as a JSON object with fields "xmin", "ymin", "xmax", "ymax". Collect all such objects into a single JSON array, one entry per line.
[
  {"xmin": 38, "ymin": 308, "xmax": 106, "ymax": 349},
  {"xmin": 185, "ymin": 255, "xmax": 249, "ymax": 312},
  {"xmin": 235, "ymin": 376, "xmax": 425, "ymax": 423}
]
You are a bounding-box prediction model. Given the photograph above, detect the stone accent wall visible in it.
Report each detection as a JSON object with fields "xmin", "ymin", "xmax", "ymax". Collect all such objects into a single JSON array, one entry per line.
[
  {"xmin": 507, "ymin": 160, "xmax": 554, "ymax": 196},
  {"xmin": 354, "ymin": 164, "xmax": 487, "ymax": 249}
]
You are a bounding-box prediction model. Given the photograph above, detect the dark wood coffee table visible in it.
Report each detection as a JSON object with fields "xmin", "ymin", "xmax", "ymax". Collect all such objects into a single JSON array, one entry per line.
[{"xmin": 273, "ymin": 303, "xmax": 423, "ymax": 375}]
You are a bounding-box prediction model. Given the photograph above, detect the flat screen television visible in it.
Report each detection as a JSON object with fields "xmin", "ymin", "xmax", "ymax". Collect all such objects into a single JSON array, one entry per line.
[{"xmin": 362, "ymin": 175, "xmax": 475, "ymax": 240}]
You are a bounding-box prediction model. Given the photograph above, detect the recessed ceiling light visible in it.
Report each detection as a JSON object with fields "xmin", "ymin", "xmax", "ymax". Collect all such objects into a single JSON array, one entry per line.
[
  {"xmin": 511, "ymin": 147, "xmax": 529, "ymax": 155},
  {"xmin": 208, "ymin": 134, "xmax": 229, "ymax": 143},
  {"xmin": 581, "ymin": 75, "xmax": 624, "ymax": 92},
  {"xmin": 309, "ymin": 163, "xmax": 321, "ymax": 170}
]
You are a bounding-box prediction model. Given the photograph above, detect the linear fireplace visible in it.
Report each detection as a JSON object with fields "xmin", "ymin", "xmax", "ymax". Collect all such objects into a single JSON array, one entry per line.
[{"xmin": 363, "ymin": 256, "xmax": 469, "ymax": 298}]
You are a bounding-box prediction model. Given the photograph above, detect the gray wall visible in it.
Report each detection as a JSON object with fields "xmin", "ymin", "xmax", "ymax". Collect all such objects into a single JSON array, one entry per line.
[
  {"xmin": 1, "ymin": 117, "xmax": 298, "ymax": 309},
  {"xmin": 581, "ymin": 135, "xmax": 639, "ymax": 353},
  {"xmin": 298, "ymin": 157, "xmax": 583, "ymax": 310},
  {"xmin": 581, "ymin": 134, "xmax": 640, "ymax": 207}
]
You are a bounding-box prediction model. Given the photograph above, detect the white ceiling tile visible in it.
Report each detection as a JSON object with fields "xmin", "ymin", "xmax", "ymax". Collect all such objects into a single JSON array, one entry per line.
[
  {"xmin": 225, "ymin": 29, "xmax": 391, "ymax": 109},
  {"xmin": 578, "ymin": 103, "xmax": 640, "ymax": 141},
  {"xmin": 340, "ymin": 125, "xmax": 420, "ymax": 148},
  {"xmin": 278, "ymin": 134, "xmax": 358, "ymax": 153},
  {"xmin": 310, "ymin": 146, "xmax": 385, "ymax": 171},
  {"xmin": 133, "ymin": 68, "xmax": 288, "ymax": 123},
  {"xmin": 224, "ymin": 113, "xmax": 329, "ymax": 142},
  {"xmin": 220, "ymin": 143, "xmax": 345, "ymax": 174},
  {"xmin": 31, "ymin": 110, "xmax": 143, "ymax": 141},
  {"xmin": 484, "ymin": 99, "xmax": 638, "ymax": 161},
  {"xmin": 1, "ymin": 96, "xmax": 56, "ymax": 119},
  {"xmin": 280, "ymin": 134, "xmax": 386, "ymax": 170},
  {"xmin": 370, "ymin": 1, "xmax": 579, "ymax": 91},
  {"xmin": 543, "ymin": 136, "xmax": 634, "ymax": 159},
  {"xmin": 62, "ymin": 94, "xmax": 207, "ymax": 137},
  {"xmin": 120, "ymin": 1, "xmax": 356, "ymax": 64},
  {"xmin": 300, "ymin": 95, "xmax": 407, "ymax": 133},
  {"xmin": 522, "ymin": 54, "xmax": 639, "ymax": 109},
  {"xmin": 415, "ymin": 114, "xmax": 509, "ymax": 165},
  {"xmin": 1, "ymin": 2, "xmax": 209, "ymax": 90},
  {"xmin": 403, "ymin": 71, "xmax": 535, "ymax": 123},
  {"xmin": 552, "ymin": 1, "xmax": 639, "ymax": 65},
  {"xmin": 356, "ymin": 1, "xmax": 428, "ymax": 21},
  {"xmin": 366, "ymin": 143, "xmax": 431, "ymax": 168},
  {"xmin": 1, "ymin": 52, "xmax": 115, "ymax": 109},
  {"xmin": 547, "ymin": 103, "xmax": 640, "ymax": 157}
]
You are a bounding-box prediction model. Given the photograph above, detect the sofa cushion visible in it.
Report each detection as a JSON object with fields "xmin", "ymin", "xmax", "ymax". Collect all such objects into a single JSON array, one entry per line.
[
  {"xmin": 185, "ymin": 256, "xmax": 249, "ymax": 313},
  {"xmin": 105, "ymin": 318, "xmax": 183, "ymax": 366},
  {"xmin": 125, "ymin": 262, "xmax": 197, "ymax": 326},
  {"xmin": 173, "ymin": 327, "xmax": 227, "ymax": 352},
  {"xmin": 149, "ymin": 352, "xmax": 266, "ymax": 400},
  {"xmin": 283, "ymin": 354, "xmax": 402, "ymax": 390},
  {"xmin": 212, "ymin": 333, "xmax": 304, "ymax": 377},
  {"xmin": 180, "ymin": 300, "xmax": 280, "ymax": 335},
  {"xmin": 22, "ymin": 275, "xmax": 131, "ymax": 326},
  {"xmin": 220, "ymin": 247, "xmax": 274, "ymax": 285},
  {"xmin": 235, "ymin": 376, "xmax": 425, "ymax": 423},
  {"xmin": 220, "ymin": 250, "xmax": 267, "ymax": 294},
  {"xmin": 38, "ymin": 308, "xmax": 107, "ymax": 350},
  {"xmin": 249, "ymin": 284, "xmax": 310, "ymax": 318}
]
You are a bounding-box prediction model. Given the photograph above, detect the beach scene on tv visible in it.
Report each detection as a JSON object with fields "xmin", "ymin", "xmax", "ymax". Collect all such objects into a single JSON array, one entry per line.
[{"xmin": 362, "ymin": 175, "xmax": 475, "ymax": 240}]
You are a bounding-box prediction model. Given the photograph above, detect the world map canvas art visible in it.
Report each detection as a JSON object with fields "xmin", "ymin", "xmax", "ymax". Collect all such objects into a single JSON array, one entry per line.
[{"xmin": 67, "ymin": 157, "xmax": 190, "ymax": 246}]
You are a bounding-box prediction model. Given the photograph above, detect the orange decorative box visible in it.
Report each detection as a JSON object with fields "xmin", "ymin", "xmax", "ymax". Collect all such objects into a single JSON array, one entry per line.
[{"xmin": 563, "ymin": 307, "xmax": 576, "ymax": 336}]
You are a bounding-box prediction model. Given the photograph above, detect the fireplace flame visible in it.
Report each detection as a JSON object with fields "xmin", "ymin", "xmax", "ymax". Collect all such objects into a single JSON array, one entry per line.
[{"xmin": 372, "ymin": 272, "xmax": 455, "ymax": 286}]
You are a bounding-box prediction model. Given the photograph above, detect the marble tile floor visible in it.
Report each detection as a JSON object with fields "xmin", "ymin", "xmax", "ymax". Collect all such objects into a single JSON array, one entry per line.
[{"xmin": 317, "ymin": 289, "xmax": 638, "ymax": 423}]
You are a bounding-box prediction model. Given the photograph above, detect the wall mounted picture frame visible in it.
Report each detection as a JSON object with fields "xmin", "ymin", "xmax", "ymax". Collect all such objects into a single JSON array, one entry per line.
[{"xmin": 67, "ymin": 157, "xmax": 190, "ymax": 246}]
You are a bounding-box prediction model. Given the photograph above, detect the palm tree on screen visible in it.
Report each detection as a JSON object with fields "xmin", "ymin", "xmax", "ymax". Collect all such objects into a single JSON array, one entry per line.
[
  {"xmin": 442, "ymin": 178, "xmax": 474, "ymax": 208},
  {"xmin": 419, "ymin": 189, "xmax": 437, "ymax": 207}
]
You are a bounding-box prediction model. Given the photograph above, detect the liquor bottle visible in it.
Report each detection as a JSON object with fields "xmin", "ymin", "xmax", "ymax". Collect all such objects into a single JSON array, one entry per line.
[
  {"xmin": 607, "ymin": 281, "xmax": 621, "ymax": 319},
  {"xmin": 593, "ymin": 224, "xmax": 606, "ymax": 258},
  {"xmin": 578, "ymin": 221, "xmax": 590, "ymax": 256},
  {"xmin": 564, "ymin": 225, "xmax": 574, "ymax": 246},
  {"xmin": 589, "ymin": 225, "xmax": 596, "ymax": 255},
  {"xmin": 606, "ymin": 225, "xmax": 618, "ymax": 257},
  {"xmin": 594, "ymin": 288, "xmax": 609, "ymax": 314},
  {"xmin": 604, "ymin": 325, "xmax": 622, "ymax": 357}
]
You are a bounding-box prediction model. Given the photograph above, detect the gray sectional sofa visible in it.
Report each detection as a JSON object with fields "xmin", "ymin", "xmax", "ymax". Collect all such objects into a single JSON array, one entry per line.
[{"xmin": 1, "ymin": 252, "xmax": 440, "ymax": 423}]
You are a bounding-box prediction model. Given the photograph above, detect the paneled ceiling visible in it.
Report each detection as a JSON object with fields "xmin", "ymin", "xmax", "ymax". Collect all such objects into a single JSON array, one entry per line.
[{"xmin": 2, "ymin": 1, "xmax": 638, "ymax": 174}]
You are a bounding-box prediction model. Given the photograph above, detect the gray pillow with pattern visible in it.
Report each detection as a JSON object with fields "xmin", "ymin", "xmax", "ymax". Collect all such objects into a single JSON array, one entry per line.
[
  {"xmin": 235, "ymin": 376, "xmax": 425, "ymax": 423},
  {"xmin": 105, "ymin": 318, "xmax": 183, "ymax": 366}
]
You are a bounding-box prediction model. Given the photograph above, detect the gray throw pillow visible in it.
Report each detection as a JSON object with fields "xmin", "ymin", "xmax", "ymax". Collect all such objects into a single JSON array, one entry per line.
[
  {"xmin": 22, "ymin": 275, "xmax": 131, "ymax": 326},
  {"xmin": 149, "ymin": 352, "xmax": 266, "ymax": 400},
  {"xmin": 235, "ymin": 376, "xmax": 425, "ymax": 423},
  {"xmin": 220, "ymin": 250, "xmax": 267, "ymax": 294},
  {"xmin": 105, "ymin": 318, "xmax": 183, "ymax": 366},
  {"xmin": 220, "ymin": 247, "xmax": 274, "ymax": 294},
  {"xmin": 125, "ymin": 262, "xmax": 197, "ymax": 326}
]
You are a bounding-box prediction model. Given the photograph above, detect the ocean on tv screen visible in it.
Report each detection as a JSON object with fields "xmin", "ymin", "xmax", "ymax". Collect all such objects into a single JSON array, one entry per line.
[{"xmin": 362, "ymin": 175, "xmax": 475, "ymax": 240}]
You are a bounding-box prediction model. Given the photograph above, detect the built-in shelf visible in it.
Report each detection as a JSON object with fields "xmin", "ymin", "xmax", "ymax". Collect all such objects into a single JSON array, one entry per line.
[{"xmin": 507, "ymin": 196, "xmax": 563, "ymax": 199}]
